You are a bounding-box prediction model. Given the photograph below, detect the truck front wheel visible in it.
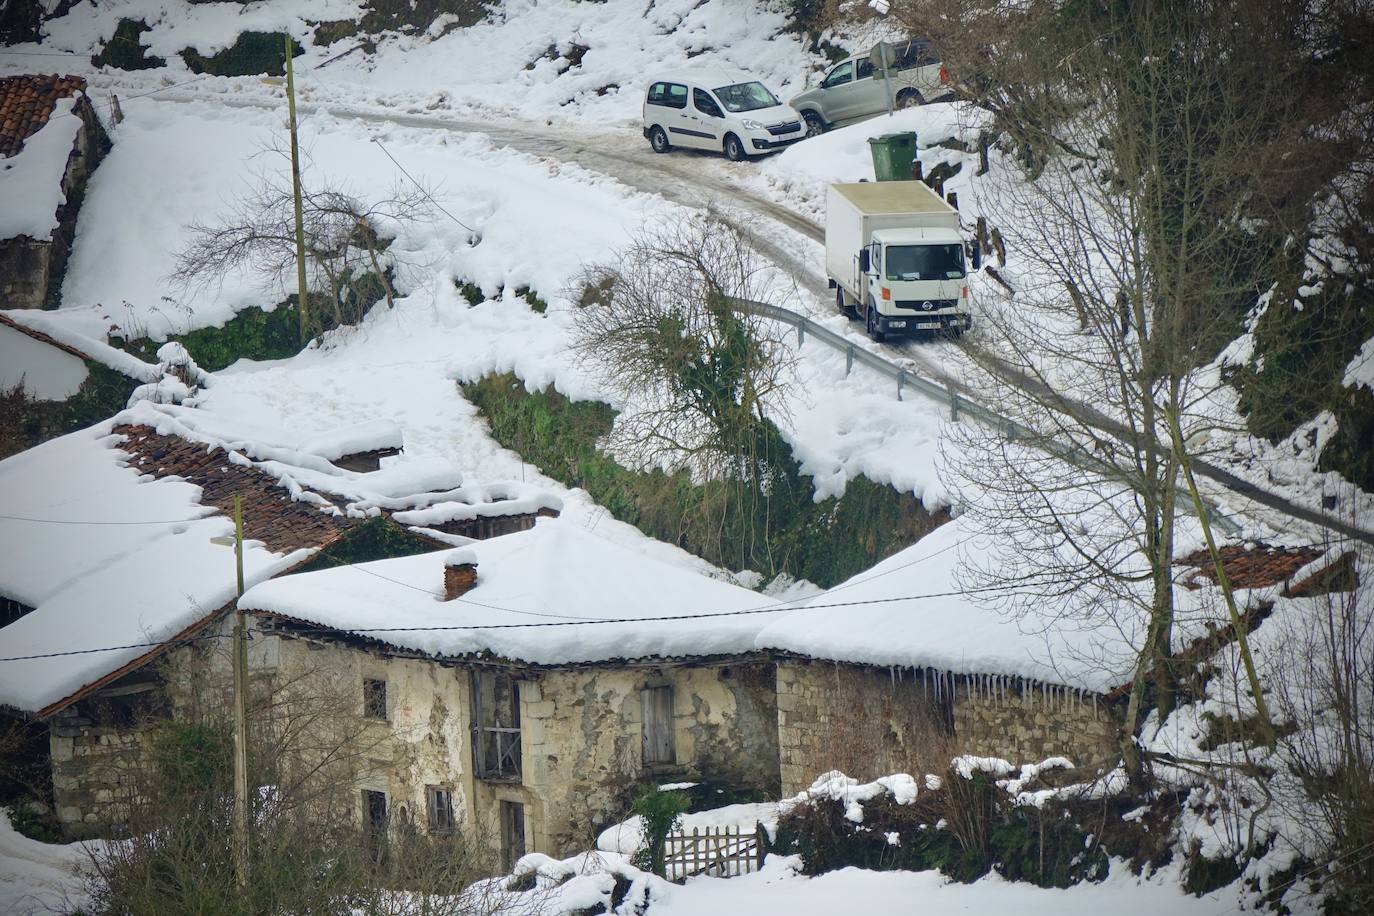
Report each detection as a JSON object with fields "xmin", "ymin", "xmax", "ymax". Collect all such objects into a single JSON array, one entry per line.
[{"xmin": 866, "ymin": 299, "xmax": 885, "ymax": 342}]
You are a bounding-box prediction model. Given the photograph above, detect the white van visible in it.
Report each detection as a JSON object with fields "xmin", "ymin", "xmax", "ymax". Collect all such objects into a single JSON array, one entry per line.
[{"xmin": 642, "ymin": 70, "xmax": 804, "ymax": 161}]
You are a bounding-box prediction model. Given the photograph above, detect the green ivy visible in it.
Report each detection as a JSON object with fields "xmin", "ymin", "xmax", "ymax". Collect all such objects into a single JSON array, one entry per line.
[
  {"xmin": 460, "ymin": 373, "xmax": 945, "ymax": 587},
  {"xmin": 630, "ymin": 785, "xmax": 690, "ymax": 877},
  {"xmin": 91, "ymin": 19, "xmax": 165, "ymax": 70},
  {"xmin": 181, "ymin": 32, "xmax": 303, "ymax": 78},
  {"xmin": 120, "ymin": 304, "xmax": 302, "ymax": 372},
  {"xmin": 292, "ymin": 517, "xmax": 440, "ymax": 574}
]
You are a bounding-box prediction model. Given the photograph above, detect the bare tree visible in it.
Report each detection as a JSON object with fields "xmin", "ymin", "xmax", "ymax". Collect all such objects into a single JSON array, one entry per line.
[
  {"xmin": 171, "ymin": 150, "xmax": 432, "ymax": 340},
  {"xmin": 927, "ymin": 0, "xmax": 1352, "ymax": 781},
  {"xmin": 570, "ymin": 214, "xmax": 799, "ymax": 573}
]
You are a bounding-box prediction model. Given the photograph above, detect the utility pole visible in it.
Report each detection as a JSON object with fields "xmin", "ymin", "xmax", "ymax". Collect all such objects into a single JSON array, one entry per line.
[
  {"xmin": 229, "ymin": 496, "xmax": 250, "ymax": 889},
  {"xmin": 285, "ymin": 33, "xmax": 309, "ymax": 345}
]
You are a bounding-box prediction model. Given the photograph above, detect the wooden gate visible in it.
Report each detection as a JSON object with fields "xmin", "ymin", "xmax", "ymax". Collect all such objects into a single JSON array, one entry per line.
[{"xmin": 663, "ymin": 823, "xmax": 768, "ymax": 882}]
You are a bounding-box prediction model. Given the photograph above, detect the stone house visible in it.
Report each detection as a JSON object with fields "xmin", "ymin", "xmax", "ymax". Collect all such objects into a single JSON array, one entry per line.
[
  {"xmin": 236, "ymin": 519, "xmax": 781, "ymax": 865},
  {"xmin": 0, "ymin": 400, "xmax": 561, "ymax": 835},
  {"xmin": 0, "ymin": 74, "xmax": 110, "ymax": 310}
]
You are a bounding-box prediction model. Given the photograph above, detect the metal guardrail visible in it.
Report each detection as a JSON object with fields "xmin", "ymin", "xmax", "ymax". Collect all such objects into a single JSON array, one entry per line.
[{"xmin": 730, "ymin": 297, "xmax": 1244, "ymax": 535}]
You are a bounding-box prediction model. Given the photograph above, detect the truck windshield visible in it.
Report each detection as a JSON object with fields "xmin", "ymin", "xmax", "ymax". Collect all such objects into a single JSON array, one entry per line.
[
  {"xmin": 885, "ymin": 244, "xmax": 965, "ymax": 281},
  {"xmin": 713, "ymin": 81, "xmax": 780, "ymax": 112}
]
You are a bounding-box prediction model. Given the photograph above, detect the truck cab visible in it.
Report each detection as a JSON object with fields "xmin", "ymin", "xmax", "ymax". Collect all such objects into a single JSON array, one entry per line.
[{"xmin": 860, "ymin": 227, "xmax": 970, "ymax": 337}]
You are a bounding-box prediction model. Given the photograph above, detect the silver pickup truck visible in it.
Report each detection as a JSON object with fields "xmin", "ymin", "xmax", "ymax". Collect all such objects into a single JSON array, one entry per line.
[{"xmin": 790, "ymin": 40, "xmax": 948, "ymax": 136}]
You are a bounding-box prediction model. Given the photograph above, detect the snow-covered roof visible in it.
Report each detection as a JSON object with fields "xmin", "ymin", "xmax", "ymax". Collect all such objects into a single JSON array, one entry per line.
[
  {"xmin": 0, "ymin": 420, "xmax": 309, "ymax": 714},
  {"xmin": 755, "ymin": 516, "xmax": 1141, "ymax": 694},
  {"xmin": 238, "ymin": 516, "xmax": 776, "ymax": 665},
  {"xmin": 651, "ymin": 69, "xmax": 768, "ymax": 90},
  {"xmin": 0, "ymin": 90, "xmax": 83, "ymax": 241},
  {"xmin": 0, "ymin": 401, "xmax": 561, "ymax": 714}
]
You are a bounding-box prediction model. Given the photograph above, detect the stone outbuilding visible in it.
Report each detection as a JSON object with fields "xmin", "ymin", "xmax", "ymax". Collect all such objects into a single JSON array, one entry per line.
[
  {"xmin": 0, "ymin": 401, "xmax": 561, "ymax": 836},
  {"xmin": 0, "ymin": 74, "xmax": 110, "ymax": 310},
  {"xmin": 237, "ymin": 518, "xmax": 782, "ymax": 866}
]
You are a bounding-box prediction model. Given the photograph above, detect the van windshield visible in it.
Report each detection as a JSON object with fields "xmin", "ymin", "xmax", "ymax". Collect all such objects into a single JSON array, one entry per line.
[
  {"xmin": 885, "ymin": 244, "xmax": 965, "ymax": 281},
  {"xmin": 713, "ymin": 81, "xmax": 780, "ymax": 112}
]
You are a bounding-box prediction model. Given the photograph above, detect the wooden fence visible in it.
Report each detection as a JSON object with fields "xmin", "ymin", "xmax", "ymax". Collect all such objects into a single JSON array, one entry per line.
[{"xmin": 662, "ymin": 823, "xmax": 768, "ymax": 882}]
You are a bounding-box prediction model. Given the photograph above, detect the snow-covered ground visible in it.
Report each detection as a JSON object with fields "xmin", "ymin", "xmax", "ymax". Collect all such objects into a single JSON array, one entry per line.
[{"xmin": 0, "ymin": 811, "xmax": 93, "ymax": 915}]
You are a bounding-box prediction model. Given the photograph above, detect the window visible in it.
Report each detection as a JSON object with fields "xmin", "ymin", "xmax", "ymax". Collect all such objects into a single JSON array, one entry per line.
[
  {"xmin": 884, "ymin": 244, "xmax": 966, "ymax": 282},
  {"xmin": 641, "ymin": 685, "xmax": 675, "ymax": 765},
  {"xmin": 472, "ymin": 671, "xmax": 521, "ymax": 780},
  {"xmin": 500, "ymin": 801, "xmax": 526, "ymax": 872},
  {"xmin": 822, "ymin": 61, "xmax": 853, "ymax": 89},
  {"xmin": 426, "ymin": 786, "xmax": 455, "ymax": 834},
  {"xmin": 363, "ymin": 678, "xmax": 387, "ymax": 720},
  {"xmin": 713, "ymin": 81, "xmax": 779, "ymax": 113},
  {"xmin": 648, "ymin": 81, "xmax": 688, "ymax": 109},
  {"xmin": 693, "ymin": 88, "xmax": 723, "ymax": 119},
  {"xmin": 856, "ymin": 58, "xmax": 875, "ymax": 80},
  {"xmin": 363, "ymin": 789, "xmax": 388, "ymax": 833}
]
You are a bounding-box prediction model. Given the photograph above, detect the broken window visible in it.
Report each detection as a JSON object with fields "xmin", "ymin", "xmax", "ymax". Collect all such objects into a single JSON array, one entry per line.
[
  {"xmin": 362, "ymin": 788, "xmax": 388, "ymax": 866},
  {"xmin": 426, "ymin": 785, "xmax": 455, "ymax": 834},
  {"xmin": 472, "ymin": 671, "xmax": 521, "ymax": 780},
  {"xmin": 501, "ymin": 801, "xmax": 526, "ymax": 872},
  {"xmin": 641, "ymin": 685, "xmax": 676, "ymax": 765},
  {"xmin": 363, "ymin": 678, "xmax": 387, "ymax": 720}
]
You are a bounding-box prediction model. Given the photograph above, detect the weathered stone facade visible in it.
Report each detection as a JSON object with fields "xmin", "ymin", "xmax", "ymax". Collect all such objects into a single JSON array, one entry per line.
[
  {"xmin": 0, "ymin": 91, "xmax": 110, "ymax": 310},
  {"xmin": 512, "ymin": 660, "xmax": 779, "ymax": 854},
  {"xmin": 49, "ymin": 621, "xmax": 779, "ymax": 859},
  {"xmin": 777, "ymin": 659, "xmax": 1118, "ymax": 796}
]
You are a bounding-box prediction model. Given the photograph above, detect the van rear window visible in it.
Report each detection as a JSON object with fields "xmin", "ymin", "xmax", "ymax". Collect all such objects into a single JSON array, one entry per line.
[{"xmin": 647, "ymin": 82, "xmax": 688, "ymax": 109}]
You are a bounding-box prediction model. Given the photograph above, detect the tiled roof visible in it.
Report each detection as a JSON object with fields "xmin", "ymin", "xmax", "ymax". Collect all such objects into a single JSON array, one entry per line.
[
  {"xmin": 1178, "ymin": 544, "xmax": 1324, "ymax": 590},
  {"xmin": 0, "ymin": 74, "xmax": 86, "ymax": 158},
  {"xmin": 115, "ymin": 424, "xmax": 350, "ymax": 554}
]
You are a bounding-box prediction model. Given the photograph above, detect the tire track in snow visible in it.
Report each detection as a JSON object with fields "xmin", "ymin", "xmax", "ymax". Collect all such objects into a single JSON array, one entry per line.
[{"xmin": 153, "ymin": 93, "xmax": 1374, "ymax": 547}]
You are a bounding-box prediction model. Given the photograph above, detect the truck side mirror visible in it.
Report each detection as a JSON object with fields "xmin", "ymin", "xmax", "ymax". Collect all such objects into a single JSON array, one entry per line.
[
  {"xmin": 971, "ymin": 246, "xmax": 982, "ymax": 271},
  {"xmin": 859, "ymin": 248, "xmax": 871, "ymax": 273}
]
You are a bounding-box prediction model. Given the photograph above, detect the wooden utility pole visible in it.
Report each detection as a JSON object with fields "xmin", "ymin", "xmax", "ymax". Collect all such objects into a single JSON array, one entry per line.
[
  {"xmin": 230, "ymin": 494, "xmax": 250, "ymax": 889},
  {"xmin": 285, "ymin": 33, "xmax": 309, "ymax": 344}
]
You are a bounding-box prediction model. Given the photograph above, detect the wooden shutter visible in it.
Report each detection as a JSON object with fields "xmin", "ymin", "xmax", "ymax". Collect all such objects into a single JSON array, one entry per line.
[{"xmin": 641, "ymin": 685, "xmax": 675, "ymax": 764}]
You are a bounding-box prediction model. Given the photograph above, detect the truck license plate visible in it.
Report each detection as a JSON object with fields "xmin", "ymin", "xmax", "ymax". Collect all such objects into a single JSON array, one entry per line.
[
  {"xmin": 888, "ymin": 321, "xmax": 906, "ymax": 328},
  {"xmin": 917, "ymin": 321, "xmax": 941, "ymax": 329}
]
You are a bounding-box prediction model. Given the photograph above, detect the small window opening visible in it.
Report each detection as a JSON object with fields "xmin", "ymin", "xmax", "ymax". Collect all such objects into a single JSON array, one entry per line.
[
  {"xmin": 363, "ymin": 678, "xmax": 387, "ymax": 720},
  {"xmin": 426, "ymin": 785, "xmax": 455, "ymax": 834}
]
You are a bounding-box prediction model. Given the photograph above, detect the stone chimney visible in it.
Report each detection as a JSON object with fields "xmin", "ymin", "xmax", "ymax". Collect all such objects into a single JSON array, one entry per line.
[{"xmin": 443, "ymin": 550, "xmax": 478, "ymax": 601}]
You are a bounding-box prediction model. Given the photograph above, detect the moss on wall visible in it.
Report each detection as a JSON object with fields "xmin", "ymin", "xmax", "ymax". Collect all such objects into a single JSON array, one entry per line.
[
  {"xmin": 292, "ymin": 517, "xmax": 441, "ymax": 574},
  {"xmin": 119, "ymin": 303, "xmax": 302, "ymax": 372},
  {"xmin": 0, "ymin": 362, "xmax": 140, "ymax": 459},
  {"xmin": 91, "ymin": 18, "xmax": 165, "ymax": 70},
  {"xmin": 1235, "ymin": 281, "xmax": 1374, "ymax": 492},
  {"xmin": 181, "ymin": 32, "xmax": 303, "ymax": 77},
  {"xmin": 461, "ymin": 373, "xmax": 947, "ymax": 587}
]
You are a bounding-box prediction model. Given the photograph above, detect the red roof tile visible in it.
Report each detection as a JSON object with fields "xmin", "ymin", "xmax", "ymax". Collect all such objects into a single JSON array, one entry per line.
[
  {"xmin": 0, "ymin": 74, "xmax": 86, "ymax": 158},
  {"xmin": 115, "ymin": 424, "xmax": 350, "ymax": 554},
  {"xmin": 1178, "ymin": 544, "xmax": 1323, "ymax": 590}
]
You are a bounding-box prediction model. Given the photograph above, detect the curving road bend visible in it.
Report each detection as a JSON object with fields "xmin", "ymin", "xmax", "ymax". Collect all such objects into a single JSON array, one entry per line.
[{"xmin": 151, "ymin": 91, "xmax": 1374, "ymax": 547}]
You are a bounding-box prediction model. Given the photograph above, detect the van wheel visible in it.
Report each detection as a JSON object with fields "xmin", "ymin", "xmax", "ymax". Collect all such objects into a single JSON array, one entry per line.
[
  {"xmin": 649, "ymin": 126, "xmax": 670, "ymax": 154},
  {"xmin": 802, "ymin": 111, "xmax": 826, "ymax": 137},
  {"xmin": 837, "ymin": 287, "xmax": 857, "ymax": 319},
  {"xmin": 723, "ymin": 133, "xmax": 748, "ymax": 162},
  {"xmin": 866, "ymin": 299, "xmax": 885, "ymax": 342},
  {"xmin": 896, "ymin": 89, "xmax": 926, "ymax": 109}
]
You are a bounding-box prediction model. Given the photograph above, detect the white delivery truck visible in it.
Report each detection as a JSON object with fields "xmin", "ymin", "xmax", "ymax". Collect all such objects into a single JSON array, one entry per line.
[{"xmin": 825, "ymin": 180, "xmax": 976, "ymax": 341}]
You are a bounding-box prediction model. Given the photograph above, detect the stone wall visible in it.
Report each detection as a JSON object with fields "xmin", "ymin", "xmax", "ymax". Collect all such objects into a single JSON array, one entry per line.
[
  {"xmin": 513, "ymin": 660, "xmax": 779, "ymax": 856},
  {"xmin": 0, "ymin": 92, "xmax": 109, "ymax": 310},
  {"xmin": 777, "ymin": 659, "xmax": 1118, "ymax": 796},
  {"xmin": 49, "ymin": 709, "xmax": 159, "ymax": 837}
]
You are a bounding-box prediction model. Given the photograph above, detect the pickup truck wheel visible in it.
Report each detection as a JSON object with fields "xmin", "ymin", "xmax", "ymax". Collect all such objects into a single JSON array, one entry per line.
[
  {"xmin": 802, "ymin": 111, "xmax": 826, "ymax": 137},
  {"xmin": 837, "ymin": 287, "xmax": 857, "ymax": 319},
  {"xmin": 723, "ymin": 133, "xmax": 748, "ymax": 162},
  {"xmin": 649, "ymin": 126, "xmax": 670, "ymax": 154},
  {"xmin": 866, "ymin": 300, "xmax": 885, "ymax": 342},
  {"xmin": 896, "ymin": 89, "xmax": 926, "ymax": 109}
]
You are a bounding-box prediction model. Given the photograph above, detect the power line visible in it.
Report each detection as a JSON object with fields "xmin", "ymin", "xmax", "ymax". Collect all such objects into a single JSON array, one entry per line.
[
  {"xmin": 0, "ymin": 569, "xmax": 1079, "ymax": 664},
  {"xmin": 370, "ymin": 137, "xmax": 476, "ymax": 233}
]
